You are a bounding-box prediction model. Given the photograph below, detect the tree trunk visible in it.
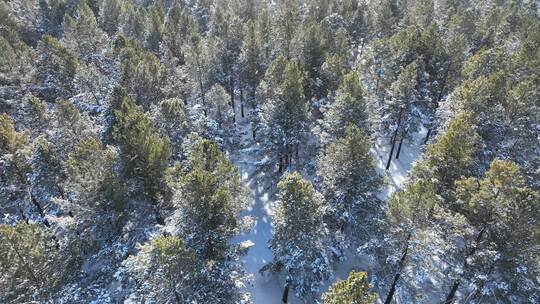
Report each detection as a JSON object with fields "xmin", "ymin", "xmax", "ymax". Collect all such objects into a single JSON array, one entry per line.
[
  {"xmin": 444, "ymin": 281, "xmax": 460, "ymax": 304},
  {"xmin": 424, "ymin": 128, "xmax": 432, "ymax": 144},
  {"xmin": 282, "ymin": 283, "xmax": 290, "ymax": 303},
  {"xmin": 386, "ymin": 108, "xmax": 404, "ymax": 170},
  {"xmin": 252, "ymin": 86, "xmax": 257, "ymax": 109},
  {"xmin": 252, "ymin": 127, "xmax": 256, "ymax": 140},
  {"xmin": 386, "ymin": 131, "xmax": 398, "ymax": 170},
  {"xmin": 278, "ymin": 156, "xmax": 283, "ymax": 173},
  {"xmin": 384, "ymin": 233, "xmax": 411, "ymax": 304},
  {"xmin": 395, "ymin": 132, "xmax": 405, "ymax": 160},
  {"xmin": 240, "ymin": 87, "xmax": 245, "ymax": 118}
]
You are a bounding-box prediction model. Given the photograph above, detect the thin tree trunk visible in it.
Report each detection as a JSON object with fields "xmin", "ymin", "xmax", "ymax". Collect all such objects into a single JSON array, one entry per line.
[
  {"xmin": 384, "ymin": 233, "xmax": 412, "ymax": 304},
  {"xmin": 395, "ymin": 131, "xmax": 405, "ymax": 159},
  {"xmin": 424, "ymin": 128, "xmax": 432, "ymax": 144},
  {"xmin": 282, "ymin": 283, "xmax": 290, "ymax": 303},
  {"xmin": 386, "ymin": 131, "xmax": 398, "ymax": 170},
  {"xmin": 386, "ymin": 108, "xmax": 404, "ymax": 170}
]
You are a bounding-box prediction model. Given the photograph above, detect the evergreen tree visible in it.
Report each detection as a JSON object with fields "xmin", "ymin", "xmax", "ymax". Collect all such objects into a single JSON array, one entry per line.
[
  {"xmin": 260, "ymin": 60, "xmax": 308, "ymax": 171},
  {"xmin": 124, "ymin": 235, "xmax": 197, "ymax": 303},
  {"xmin": 384, "ymin": 180, "xmax": 444, "ymax": 304},
  {"xmin": 62, "ymin": 0, "xmax": 108, "ymax": 63},
  {"xmin": 273, "ymin": 0, "xmax": 301, "ymax": 59},
  {"xmin": 63, "ymin": 137, "xmax": 124, "ymax": 235},
  {"xmin": 317, "ymin": 125, "xmax": 382, "ymax": 238},
  {"xmin": 0, "ymin": 223, "xmax": 66, "ymax": 303},
  {"xmin": 111, "ymin": 89, "xmax": 171, "ymax": 197},
  {"xmin": 269, "ymin": 172, "xmax": 330, "ymax": 300},
  {"xmin": 119, "ymin": 45, "xmax": 164, "ymax": 108},
  {"xmin": 36, "ymin": 35, "xmax": 78, "ymax": 100},
  {"xmin": 150, "ymin": 98, "xmax": 189, "ymax": 158},
  {"xmin": 176, "ymin": 137, "xmax": 247, "ymax": 259},
  {"xmin": 412, "ymin": 113, "xmax": 479, "ymax": 197},
  {"xmin": 382, "ymin": 60, "xmax": 420, "ymax": 169},
  {"xmin": 322, "ymin": 271, "xmax": 377, "ymax": 304},
  {"xmin": 0, "ymin": 114, "xmax": 30, "ymax": 183},
  {"xmin": 318, "ymin": 71, "xmax": 368, "ymax": 145},
  {"xmin": 239, "ymin": 20, "xmax": 264, "ymax": 110},
  {"xmin": 301, "ymin": 23, "xmax": 327, "ymax": 98},
  {"xmin": 444, "ymin": 160, "xmax": 540, "ymax": 303},
  {"xmin": 99, "ymin": 0, "xmax": 123, "ymax": 36}
]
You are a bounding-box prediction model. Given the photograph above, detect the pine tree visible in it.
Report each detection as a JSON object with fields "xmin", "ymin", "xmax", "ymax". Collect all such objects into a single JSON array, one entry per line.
[
  {"xmin": 36, "ymin": 35, "xmax": 78, "ymax": 100},
  {"xmin": 63, "ymin": 137, "xmax": 124, "ymax": 230},
  {"xmin": 208, "ymin": 2, "xmax": 243, "ymax": 112},
  {"xmin": 322, "ymin": 271, "xmax": 377, "ymax": 304},
  {"xmin": 318, "ymin": 71, "xmax": 368, "ymax": 145},
  {"xmin": 124, "ymin": 235, "xmax": 197, "ymax": 303},
  {"xmin": 317, "ymin": 125, "xmax": 382, "ymax": 237},
  {"xmin": 111, "ymin": 89, "xmax": 171, "ymax": 197},
  {"xmin": 273, "ymin": 0, "xmax": 301, "ymax": 59},
  {"xmin": 119, "ymin": 45, "xmax": 164, "ymax": 108},
  {"xmin": 384, "ymin": 180, "xmax": 444, "ymax": 304},
  {"xmin": 383, "ymin": 60, "xmax": 420, "ymax": 169},
  {"xmin": 260, "ymin": 60, "xmax": 308, "ymax": 171},
  {"xmin": 269, "ymin": 172, "xmax": 330, "ymax": 300},
  {"xmin": 186, "ymin": 31, "xmax": 212, "ymax": 111},
  {"xmin": 412, "ymin": 113, "xmax": 479, "ymax": 196},
  {"xmin": 301, "ymin": 23, "xmax": 327, "ymax": 99},
  {"xmin": 0, "ymin": 223, "xmax": 66, "ymax": 303},
  {"xmin": 99, "ymin": 0, "xmax": 123, "ymax": 36},
  {"xmin": 176, "ymin": 137, "xmax": 247, "ymax": 259},
  {"xmin": 0, "ymin": 114, "xmax": 30, "ymax": 183},
  {"xmin": 145, "ymin": 2, "xmax": 164, "ymax": 53},
  {"xmin": 162, "ymin": 1, "xmax": 196, "ymax": 61},
  {"xmin": 239, "ymin": 20, "xmax": 264, "ymax": 110},
  {"xmin": 444, "ymin": 160, "xmax": 540, "ymax": 303},
  {"xmin": 150, "ymin": 98, "xmax": 189, "ymax": 158},
  {"xmin": 62, "ymin": 0, "xmax": 108, "ymax": 63}
]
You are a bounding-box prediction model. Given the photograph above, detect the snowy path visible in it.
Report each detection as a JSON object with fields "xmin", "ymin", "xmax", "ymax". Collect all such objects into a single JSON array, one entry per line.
[{"xmin": 230, "ymin": 113, "xmax": 303, "ymax": 304}]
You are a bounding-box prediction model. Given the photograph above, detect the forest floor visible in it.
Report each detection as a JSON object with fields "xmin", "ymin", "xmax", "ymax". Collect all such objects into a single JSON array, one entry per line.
[{"xmin": 230, "ymin": 108, "xmax": 427, "ymax": 303}]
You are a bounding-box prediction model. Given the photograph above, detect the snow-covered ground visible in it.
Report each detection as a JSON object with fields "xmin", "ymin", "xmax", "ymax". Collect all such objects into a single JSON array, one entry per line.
[
  {"xmin": 230, "ymin": 108, "xmax": 427, "ymax": 303},
  {"xmin": 230, "ymin": 112, "xmax": 304, "ymax": 304}
]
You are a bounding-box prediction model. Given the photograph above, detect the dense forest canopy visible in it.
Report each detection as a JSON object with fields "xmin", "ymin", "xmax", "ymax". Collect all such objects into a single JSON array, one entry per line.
[{"xmin": 0, "ymin": 0, "xmax": 539, "ymax": 303}]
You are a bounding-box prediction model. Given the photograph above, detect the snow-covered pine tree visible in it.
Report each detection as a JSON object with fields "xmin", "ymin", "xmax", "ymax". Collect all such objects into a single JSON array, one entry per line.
[
  {"xmin": 269, "ymin": 172, "xmax": 330, "ymax": 301},
  {"xmin": 317, "ymin": 125, "xmax": 382, "ymax": 244}
]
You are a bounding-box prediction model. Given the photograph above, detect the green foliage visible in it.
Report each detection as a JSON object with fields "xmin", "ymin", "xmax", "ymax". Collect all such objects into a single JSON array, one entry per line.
[
  {"xmin": 318, "ymin": 125, "xmax": 382, "ymax": 231},
  {"xmin": 322, "ymin": 271, "xmax": 377, "ymax": 304},
  {"xmin": 0, "ymin": 223, "xmax": 65, "ymax": 303},
  {"xmin": 37, "ymin": 35, "xmax": 78, "ymax": 99},
  {"xmin": 413, "ymin": 113, "xmax": 479, "ymax": 193},
  {"xmin": 388, "ymin": 180, "xmax": 442, "ymax": 232},
  {"xmin": 62, "ymin": 0, "xmax": 108, "ymax": 61},
  {"xmin": 65, "ymin": 137, "xmax": 124, "ymax": 212},
  {"xmin": 119, "ymin": 46, "xmax": 164, "ymax": 108},
  {"xmin": 271, "ymin": 172, "xmax": 329, "ymax": 299},
  {"xmin": 112, "ymin": 89, "xmax": 171, "ymax": 197},
  {"xmin": 0, "ymin": 114, "xmax": 30, "ymax": 181},
  {"xmin": 125, "ymin": 235, "xmax": 197, "ymax": 303},
  {"xmin": 178, "ymin": 137, "xmax": 246, "ymax": 260},
  {"xmin": 320, "ymin": 72, "xmax": 368, "ymax": 143}
]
